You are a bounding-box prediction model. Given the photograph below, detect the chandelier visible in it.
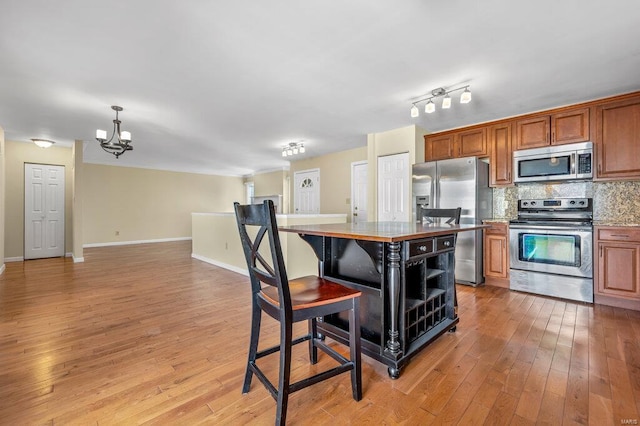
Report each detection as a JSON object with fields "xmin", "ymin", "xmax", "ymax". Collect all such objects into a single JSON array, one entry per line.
[
  {"xmin": 281, "ymin": 142, "xmax": 305, "ymax": 157},
  {"xmin": 96, "ymin": 105, "xmax": 133, "ymax": 158},
  {"xmin": 410, "ymin": 85, "xmax": 472, "ymax": 117}
]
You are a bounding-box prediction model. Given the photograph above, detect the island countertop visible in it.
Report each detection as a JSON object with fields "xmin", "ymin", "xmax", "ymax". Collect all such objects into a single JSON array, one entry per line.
[{"xmin": 279, "ymin": 221, "xmax": 488, "ymax": 243}]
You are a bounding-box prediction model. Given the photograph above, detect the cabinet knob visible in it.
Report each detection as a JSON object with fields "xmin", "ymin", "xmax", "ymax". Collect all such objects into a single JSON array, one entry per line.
[
  {"xmin": 419, "ymin": 245, "xmax": 427, "ymax": 252},
  {"xmin": 444, "ymin": 241, "xmax": 451, "ymax": 247}
]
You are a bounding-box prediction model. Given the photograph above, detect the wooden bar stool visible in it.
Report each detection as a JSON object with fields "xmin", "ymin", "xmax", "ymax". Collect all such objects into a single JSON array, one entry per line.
[{"xmin": 234, "ymin": 200, "xmax": 362, "ymax": 425}]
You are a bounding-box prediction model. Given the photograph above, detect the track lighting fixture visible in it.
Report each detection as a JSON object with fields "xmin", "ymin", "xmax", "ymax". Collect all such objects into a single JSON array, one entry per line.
[
  {"xmin": 410, "ymin": 85, "xmax": 472, "ymax": 117},
  {"xmin": 281, "ymin": 142, "xmax": 305, "ymax": 157}
]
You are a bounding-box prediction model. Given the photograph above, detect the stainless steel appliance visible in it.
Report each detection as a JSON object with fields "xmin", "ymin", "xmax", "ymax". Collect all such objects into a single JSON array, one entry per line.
[
  {"xmin": 509, "ymin": 197, "xmax": 593, "ymax": 303},
  {"xmin": 513, "ymin": 141, "xmax": 593, "ymax": 183},
  {"xmin": 412, "ymin": 157, "xmax": 493, "ymax": 286}
]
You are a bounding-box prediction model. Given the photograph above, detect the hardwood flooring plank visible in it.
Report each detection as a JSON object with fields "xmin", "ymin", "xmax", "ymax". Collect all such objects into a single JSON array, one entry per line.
[{"xmin": 1, "ymin": 241, "xmax": 639, "ymax": 425}]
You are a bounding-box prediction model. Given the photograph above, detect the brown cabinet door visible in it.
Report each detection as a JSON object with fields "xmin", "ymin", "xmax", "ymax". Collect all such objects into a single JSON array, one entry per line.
[
  {"xmin": 489, "ymin": 122, "xmax": 513, "ymax": 186},
  {"xmin": 551, "ymin": 107, "xmax": 590, "ymax": 145},
  {"xmin": 456, "ymin": 128, "xmax": 487, "ymax": 157},
  {"xmin": 595, "ymin": 96, "xmax": 640, "ymax": 179},
  {"xmin": 597, "ymin": 241, "xmax": 640, "ymax": 299},
  {"xmin": 515, "ymin": 116, "xmax": 550, "ymax": 150},
  {"xmin": 425, "ymin": 134, "xmax": 455, "ymax": 161},
  {"xmin": 484, "ymin": 233, "xmax": 509, "ymax": 279}
]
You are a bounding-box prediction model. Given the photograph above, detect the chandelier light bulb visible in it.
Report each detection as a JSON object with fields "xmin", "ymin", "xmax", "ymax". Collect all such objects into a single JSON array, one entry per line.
[
  {"xmin": 96, "ymin": 129, "xmax": 107, "ymax": 141},
  {"xmin": 120, "ymin": 131, "xmax": 131, "ymax": 142},
  {"xmin": 299, "ymin": 144, "xmax": 305, "ymax": 153},
  {"xmin": 410, "ymin": 105, "xmax": 419, "ymax": 118},
  {"xmin": 282, "ymin": 149, "xmax": 287, "ymax": 157}
]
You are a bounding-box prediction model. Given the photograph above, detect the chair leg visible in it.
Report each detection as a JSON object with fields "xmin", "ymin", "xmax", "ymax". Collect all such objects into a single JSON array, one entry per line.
[
  {"xmin": 308, "ymin": 318, "xmax": 318, "ymax": 364},
  {"xmin": 349, "ymin": 297, "xmax": 362, "ymax": 401},
  {"xmin": 275, "ymin": 318, "xmax": 293, "ymax": 425},
  {"xmin": 242, "ymin": 297, "xmax": 262, "ymax": 394}
]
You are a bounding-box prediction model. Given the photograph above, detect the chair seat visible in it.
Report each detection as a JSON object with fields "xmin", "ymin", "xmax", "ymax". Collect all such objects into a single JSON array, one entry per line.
[{"xmin": 260, "ymin": 276, "xmax": 361, "ymax": 310}]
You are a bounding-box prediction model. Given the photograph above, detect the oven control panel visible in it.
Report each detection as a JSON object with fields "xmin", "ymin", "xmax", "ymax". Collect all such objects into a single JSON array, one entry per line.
[{"xmin": 518, "ymin": 198, "xmax": 590, "ymax": 210}]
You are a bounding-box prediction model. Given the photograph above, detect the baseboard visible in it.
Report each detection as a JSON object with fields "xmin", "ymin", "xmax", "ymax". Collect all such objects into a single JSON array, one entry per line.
[
  {"xmin": 594, "ymin": 293, "xmax": 640, "ymax": 311},
  {"xmin": 72, "ymin": 254, "xmax": 85, "ymax": 263},
  {"xmin": 5, "ymin": 257, "xmax": 24, "ymax": 263},
  {"xmin": 484, "ymin": 276, "xmax": 510, "ymax": 288},
  {"xmin": 84, "ymin": 237, "xmax": 191, "ymax": 248},
  {"xmin": 191, "ymin": 253, "xmax": 248, "ymax": 276},
  {"xmin": 0, "ymin": 264, "xmax": 5, "ymax": 275}
]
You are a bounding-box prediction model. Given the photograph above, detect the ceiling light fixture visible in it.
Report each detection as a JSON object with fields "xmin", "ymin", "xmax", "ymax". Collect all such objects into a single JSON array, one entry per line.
[
  {"xmin": 281, "ymin": 142, "xmax": 305, "ymax": 157},
  {"xmin": 96, "ymin": 105, "xmax": 133, "ymax": 159},
  {"xmin": 410, "ymin": 85, "xmax": 472, "ymax": 117},
  {"xmin": 31, "ymin": 138, "xmax": 55, "ymax": 148}
]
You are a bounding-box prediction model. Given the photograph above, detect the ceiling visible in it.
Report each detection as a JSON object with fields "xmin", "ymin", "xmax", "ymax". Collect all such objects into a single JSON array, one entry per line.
[{"xmin": 1, "ymin": 1, "xmax": 639, "ymax": 176}]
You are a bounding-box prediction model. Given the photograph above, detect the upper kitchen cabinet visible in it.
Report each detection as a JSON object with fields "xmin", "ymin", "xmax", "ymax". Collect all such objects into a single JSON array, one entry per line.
[
  {"xmin": 425, "ymin": 127, "xmax": 488, "ymax": 161},
  {"xmin": 515, "ymin": 107, "xmax": 590, "ymax": 150},
  {"xmin": 425, "ymin": 133, "xmax": 455, "ymax": 161},
  {"xmin": 489, "ymin": 122, "xmax": 513, "ymax": 186},
  {"xmin": 457, "ymin": 128, "xmax": 488, "ymax": 157},
  {"xmin": 595, "ymin": 95, "xmax": 640, "ymax": 180}
]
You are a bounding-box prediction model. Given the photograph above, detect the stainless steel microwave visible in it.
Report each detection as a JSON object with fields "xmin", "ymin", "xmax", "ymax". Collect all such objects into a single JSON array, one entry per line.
[{"xmin": 513, "ymin": 141, "xmax": 593, "ymax": 183}]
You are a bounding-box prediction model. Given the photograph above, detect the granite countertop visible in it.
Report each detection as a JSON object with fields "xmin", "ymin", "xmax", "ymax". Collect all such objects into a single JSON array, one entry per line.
[
  {"xmin": 483, "ymin": 218, "xmax": 511, "ymax": 223},
  {"xmin": 593, "ymin": 222, "xmax": 640, "ymax": 227}
]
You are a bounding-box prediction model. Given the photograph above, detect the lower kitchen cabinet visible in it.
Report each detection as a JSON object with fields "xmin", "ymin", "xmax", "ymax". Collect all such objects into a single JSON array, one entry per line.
[
  {"xmin": 594, "ymin": 226, "xmax": 640, "ymax": 311},
  {"xmin": 483, "ymin": 222, "xmax": 509, "ymax": 288}
]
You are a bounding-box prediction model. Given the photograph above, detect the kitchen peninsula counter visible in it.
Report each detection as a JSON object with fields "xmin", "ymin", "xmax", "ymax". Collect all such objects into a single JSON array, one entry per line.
[{"xmin": 280, "ymin": 221, "xmax": 487, "ymax": 378}]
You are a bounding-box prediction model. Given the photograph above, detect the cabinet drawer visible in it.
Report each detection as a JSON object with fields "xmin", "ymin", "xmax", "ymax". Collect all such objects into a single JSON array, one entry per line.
[
  {"xmin": 407, "ymin": 238, "xmax": 434, "ymax": 258},
  {"xmin": 436, "ymin": 236, "xmax": 455, "ymax": 251},
  {"xmin": 484, "ymin": 222, "xmax": 508, "ymax": 235},
  {"xmin": 597, "ymin": 227, "xmax": 640, "ymax": 242}
]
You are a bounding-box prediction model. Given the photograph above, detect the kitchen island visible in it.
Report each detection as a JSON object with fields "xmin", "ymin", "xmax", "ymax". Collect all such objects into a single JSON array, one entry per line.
[{"xmin": 279, "ymin": 221, "xmax": 487, "ymax": 378}]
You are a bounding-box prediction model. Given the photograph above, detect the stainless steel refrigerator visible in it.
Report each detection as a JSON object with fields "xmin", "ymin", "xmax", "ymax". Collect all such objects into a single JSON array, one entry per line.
[{"xmin": 412, "ymin": 157, "xmax": 493, "ymax": 286}]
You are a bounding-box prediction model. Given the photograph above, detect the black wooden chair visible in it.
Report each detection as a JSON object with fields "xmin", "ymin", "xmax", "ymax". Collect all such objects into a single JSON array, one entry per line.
[
  {"xmin": 419, "ymin": 207, "xmax": 462, "ymax": 310},
  {"xmin": 419, "ymin": 207, "xmax": 462, "ymax": 226},
  {"xmin": 234, "ymin": 200, "xmax": 362, "ymax": 425}
]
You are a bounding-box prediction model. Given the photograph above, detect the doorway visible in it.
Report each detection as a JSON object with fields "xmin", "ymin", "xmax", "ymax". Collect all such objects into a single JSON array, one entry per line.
[
  {"xmin": 351, "ymin": 161, "xmax": 368, "ymax": 223},
  {"xmin": 24, "ymin": 163, "xmax": 65, "ymax": 259},
  {"xmin": 293, "ymin": 169, "xmax": 320, "ymax": 214}
]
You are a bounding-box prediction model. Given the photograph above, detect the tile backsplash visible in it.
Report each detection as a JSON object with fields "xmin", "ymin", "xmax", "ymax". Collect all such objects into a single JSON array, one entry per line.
[{"xmin": 492, "ymin": 181, "xmax": 640, "ymax": 224}]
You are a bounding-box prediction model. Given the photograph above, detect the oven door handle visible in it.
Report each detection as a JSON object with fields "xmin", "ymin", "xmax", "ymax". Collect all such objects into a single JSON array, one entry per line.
[{"xmin": 509, "ymin": 225, "xmax": 593, "ymax": 232}]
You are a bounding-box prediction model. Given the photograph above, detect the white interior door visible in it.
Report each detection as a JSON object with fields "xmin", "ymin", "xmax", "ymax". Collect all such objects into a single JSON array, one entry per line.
[
  {"xmin": 377, "ymin": 153, "xmax": 409, "ymax": 222},
  {"xmin": 351, "ymin": 161, "xmax": 368, "ymax": 223},
  {"xmin": 293, "ymin": 169, "xmax": 320, "ymax": 214},
  {"xmin": 24, "ymin": 163, "xmax": 65, "ymax": 260}
]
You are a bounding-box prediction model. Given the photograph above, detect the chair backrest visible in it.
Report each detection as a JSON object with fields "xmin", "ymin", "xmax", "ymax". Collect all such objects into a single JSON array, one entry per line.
[
  {"xmin": 234, "ymin": 200, "xmax": 292, "ymax": 311},
  {"xmin": 419, "ymin": 207, "xmax": 461, "ymax": 225}
]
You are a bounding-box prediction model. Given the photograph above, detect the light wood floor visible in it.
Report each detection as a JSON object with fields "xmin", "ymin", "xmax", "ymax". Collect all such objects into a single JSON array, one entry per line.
[{"xmin": 1, "ymin": 241, "xmax": 639, "ymax": 425}]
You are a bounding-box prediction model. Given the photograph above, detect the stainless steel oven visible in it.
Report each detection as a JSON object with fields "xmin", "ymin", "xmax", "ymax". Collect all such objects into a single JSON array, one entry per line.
[{"xmin": 509, "ymin": 198, "xmax": 593, "ymax": 303}]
